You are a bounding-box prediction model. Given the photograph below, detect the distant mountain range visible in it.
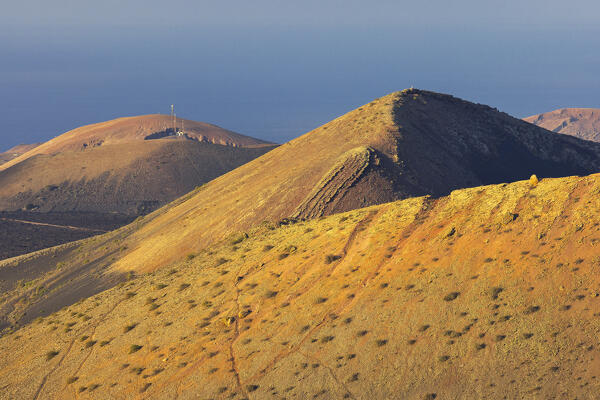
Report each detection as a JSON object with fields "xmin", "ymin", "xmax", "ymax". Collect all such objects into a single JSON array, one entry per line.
[{"xmin": 524, "ymin": 108, "xmax": 600, "ymax": 142}]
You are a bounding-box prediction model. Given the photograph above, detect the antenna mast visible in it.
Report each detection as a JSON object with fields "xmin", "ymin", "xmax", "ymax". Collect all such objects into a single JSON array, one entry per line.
[{"xmin": 171, "ymin": 104, "xmax": 177, "ymax": 135}]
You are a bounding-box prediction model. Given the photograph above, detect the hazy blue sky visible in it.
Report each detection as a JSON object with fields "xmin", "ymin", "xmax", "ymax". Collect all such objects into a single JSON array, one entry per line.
[{"xmin": 1, "ymin": 0, "xmax": 599, "ymax": 149}]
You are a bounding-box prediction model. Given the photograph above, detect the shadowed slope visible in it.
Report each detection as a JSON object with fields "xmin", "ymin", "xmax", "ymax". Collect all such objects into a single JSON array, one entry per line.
[
  {"xmin": 525, "ymin": 108, "xmax": 600, "ymax": 142},
  {"xmin": 2, "ymin": 174, "xmax": 600, "ymax": 398}
]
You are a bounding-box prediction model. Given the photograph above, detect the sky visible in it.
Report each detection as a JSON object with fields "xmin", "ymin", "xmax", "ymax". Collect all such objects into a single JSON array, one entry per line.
[{"xmin": 1, "ymin": 0, "xmax": 599, "ymax": 149}]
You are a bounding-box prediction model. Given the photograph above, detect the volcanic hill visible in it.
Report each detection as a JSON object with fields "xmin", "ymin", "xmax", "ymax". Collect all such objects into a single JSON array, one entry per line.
[
  {"xmin": 3, "ymin": 89, "xmax": 600, "ymax": 337},
  {"xmin": 0, "ymin": 114, "xmax": 275, "ymax": 215},
  {"xmin": 2, "ymin": 173, "xmax": 600, "ymax": 398},
  {"xmin": 524, "ymin": 108, "xmax": 600, "ymax": 142},
  {"xmin": 0, "ymin": 115, "xmax": 276, "ymax": 259}
]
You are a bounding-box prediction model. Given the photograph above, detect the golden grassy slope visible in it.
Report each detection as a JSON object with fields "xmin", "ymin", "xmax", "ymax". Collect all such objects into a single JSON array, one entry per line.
[
  {"xmin": 525, "ymin": 108, "xmax": 600, "ymax": 142},
  {"xmin": 2, "ymin": 173, "xmax": 600, "ymax": 398}
]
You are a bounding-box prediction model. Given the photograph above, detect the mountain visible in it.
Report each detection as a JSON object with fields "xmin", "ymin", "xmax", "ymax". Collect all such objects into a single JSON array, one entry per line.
[
  {"xmin": 3, "ymin": 88, "xmax": 600, "ymax": 333},
  {"xmin": 0, "ymin": 143, "xmax": 42, "ymax": 165},
  {"xmin": 524, "ymin": 108, "xmax": 600, "ymax": 142},
  {"xmin": 2, "ymin": 173, "xmax": 600, "ymax": 398},
  {"xmin": 0, "ymin": 114, "xmax": 275, "ymax": 214},
  {"xmin": 0, "ymin": 115, "xmax": 276, "ymax": 260}
]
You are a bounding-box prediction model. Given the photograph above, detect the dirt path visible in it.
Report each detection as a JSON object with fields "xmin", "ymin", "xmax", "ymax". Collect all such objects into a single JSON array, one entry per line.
[{"xmin": 0, "ymin": 218, "xmax": 107, "ymax": 233}]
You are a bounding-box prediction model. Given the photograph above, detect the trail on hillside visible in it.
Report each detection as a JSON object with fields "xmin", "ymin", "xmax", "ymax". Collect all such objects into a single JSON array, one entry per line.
[{"xmin": 0, "ymin": 218, "xmax": 107, "ymax": 233}]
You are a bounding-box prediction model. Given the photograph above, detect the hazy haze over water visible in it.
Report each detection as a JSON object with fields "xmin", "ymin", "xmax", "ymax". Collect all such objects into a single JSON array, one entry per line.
[{"xmin": 1, "ymin": 0, "xmax": 599, "ymax": 148}]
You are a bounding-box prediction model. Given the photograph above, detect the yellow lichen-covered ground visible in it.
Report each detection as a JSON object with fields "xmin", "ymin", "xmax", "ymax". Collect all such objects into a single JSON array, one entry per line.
[{"xmin": 2, "ymin": 173, "xmax": 600, "ymax": 399}]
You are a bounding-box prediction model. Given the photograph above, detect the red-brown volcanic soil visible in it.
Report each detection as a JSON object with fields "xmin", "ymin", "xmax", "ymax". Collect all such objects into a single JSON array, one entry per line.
[{"xmin": 524, "ymin": 108, "xmax": 600, "ymax": 142}]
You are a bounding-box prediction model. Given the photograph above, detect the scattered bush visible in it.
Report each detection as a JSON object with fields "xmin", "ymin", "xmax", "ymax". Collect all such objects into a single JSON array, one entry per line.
[
  {"xmin": 129, "ymin": 344, "xmax": 143, "ymax": 354},
  {"xmin": 524, "ymin": 305, "xmax": 540, "ymax": 314},
  {"xmin": 490, "ymin": 287, "xmax": 503, "ymax": 300},
  {"xmin": 443, "ymin": 292, "xmax": 460, "ymax": 301},
  {"xmin": 178, "ymin": 283, "xmax": 191, "ymax": 292},
  {"xmin": 321, "ymin": 336, "xmax": 335, "ymax": 343},
  {"xmin": 215, "ymin": 258, "xmax": 229, "ymax": 266},
  {"xmin": 325, "ymin": 254, "xmax": 342, "ymax": 264},
  {"xmin": 529, "ymin": 174, "xmax": 539, "ymax": 187},
  {"xmin": 46, "ymin": 350, "xmax": 59, "ymax": 361}
]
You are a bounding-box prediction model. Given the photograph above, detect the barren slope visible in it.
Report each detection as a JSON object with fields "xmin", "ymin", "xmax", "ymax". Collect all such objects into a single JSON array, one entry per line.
[
  {"xmin": 0, "ymin": 140, "xmax": 275, "ymax": 214},
  {"xmin": 525, "ymin": 108, "xmax": 600, "ymax": 142},
  {"xmin": 2, "ymin": 174, "xmax": 600, "ymax": 398},
  {"xmin": 0, "ymin": 116, "xmax": 276, "ymax": 259},
  {"xmin": 0, "ymin": 114, "xmax": 275, "ymax": 214}
]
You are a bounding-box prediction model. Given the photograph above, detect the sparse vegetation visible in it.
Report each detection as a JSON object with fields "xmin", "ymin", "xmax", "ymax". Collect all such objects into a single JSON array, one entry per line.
[
  {"xmin": 129, "ymin": 344, "xmax": 143, "ymax": 354},
  {"xmin": 443, "ymin": 292, "xmax": 460, "ymax": 301},
  {"xmin": 325, "ymin": 254, "xmax": 341, "ymax": 264}
]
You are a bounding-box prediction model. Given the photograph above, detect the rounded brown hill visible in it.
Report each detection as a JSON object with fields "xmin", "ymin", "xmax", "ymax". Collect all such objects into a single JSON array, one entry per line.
[
  {"xmin": 524, "ymin": 108, "xmax": 600, "ymax": 142},
  {"xmin": 0, "ymin": 115, "xmax": 276, "ymax": 215}
]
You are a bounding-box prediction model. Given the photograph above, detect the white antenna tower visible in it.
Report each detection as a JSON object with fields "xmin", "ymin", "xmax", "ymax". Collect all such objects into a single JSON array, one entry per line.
[{"xmin": 171, "ymin": 104, "xmax": 176, "ymax": 135}]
